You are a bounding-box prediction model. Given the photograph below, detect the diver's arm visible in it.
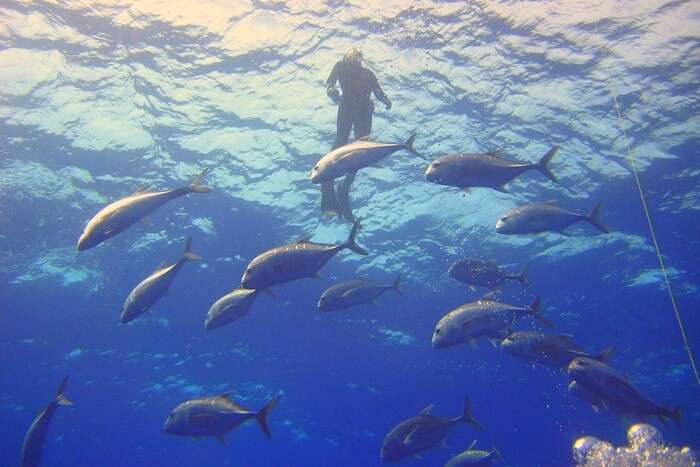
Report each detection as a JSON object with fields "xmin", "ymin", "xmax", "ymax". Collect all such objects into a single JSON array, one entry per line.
[
  {"xmin": 370, "ymin": 71, "xmax": 391, "ymax": 110},
  {"xmin": 326, "ymin": 62, "xmax": 341, "ymax": 104}
]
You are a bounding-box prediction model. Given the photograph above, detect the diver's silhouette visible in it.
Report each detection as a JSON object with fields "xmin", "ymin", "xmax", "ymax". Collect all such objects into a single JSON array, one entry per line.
[{"xmin": 322, "ymin": 48, "xmax": 391, "ymax": 220}]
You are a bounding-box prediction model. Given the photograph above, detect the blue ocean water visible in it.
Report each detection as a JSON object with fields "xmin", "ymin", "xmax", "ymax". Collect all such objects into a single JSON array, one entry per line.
[{"xmin": 1, "ymin": 1, "xmax": 698, "ymax": 466}]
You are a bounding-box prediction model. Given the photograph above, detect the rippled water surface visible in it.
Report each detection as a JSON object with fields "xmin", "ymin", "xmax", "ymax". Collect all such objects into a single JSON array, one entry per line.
[{"xmin": 1, "ymin": 1, "xmax": 699, "ymax": 466}]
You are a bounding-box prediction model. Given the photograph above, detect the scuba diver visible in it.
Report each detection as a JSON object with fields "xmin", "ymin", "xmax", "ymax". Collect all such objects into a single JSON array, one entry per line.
[{"xmin": 322, "ymin": 48, "xmax": 391, "ymax": 221}]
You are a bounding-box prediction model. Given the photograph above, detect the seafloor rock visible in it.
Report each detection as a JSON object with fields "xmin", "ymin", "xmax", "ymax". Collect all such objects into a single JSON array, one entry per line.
[{"xmin": 573, "ymin": 423, "xmax": 697, "ymax": 467}]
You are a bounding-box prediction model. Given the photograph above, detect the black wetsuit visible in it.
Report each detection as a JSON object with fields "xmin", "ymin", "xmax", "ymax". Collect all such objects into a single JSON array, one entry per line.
[{"xmin": 323, "ymin": 59, "xmax": 390, "ymax": 220}]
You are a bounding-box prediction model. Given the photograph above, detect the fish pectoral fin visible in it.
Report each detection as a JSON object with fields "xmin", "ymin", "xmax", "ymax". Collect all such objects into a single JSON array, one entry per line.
[
  {"xmin": 295, "ymin": 234, "xmax": 313, "ymax": 244},
  {"xmin": 403, "ymin": 425, "xmax": 425, "ymax": 445},
  {"xmin": 488, "ymin": 338, "xmax": 500, "ymax": 349},
  {"xmin": 340, "ymin": 287, "xmax": 364, "ymax": 299},
  {"xmin": 591, "ymin": 405, "xmax": 599, "ymax": 413}
]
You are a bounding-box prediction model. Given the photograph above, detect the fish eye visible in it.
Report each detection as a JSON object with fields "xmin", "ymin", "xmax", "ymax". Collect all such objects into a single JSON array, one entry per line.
[
  {"xmin": 435, "ymin": 328, "xmax": 441, "ymax": 334},
  {"xmin": 313, "ymin": 165, "xmax": 319, "ymax": 171}
]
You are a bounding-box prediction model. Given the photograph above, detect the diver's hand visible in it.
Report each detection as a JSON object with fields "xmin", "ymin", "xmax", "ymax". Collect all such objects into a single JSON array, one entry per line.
[
  {"xmin": 384, "ymin": 98, "xmax": 392, "ymax": 110},
  {"xmin": 327, "ymin": 87, "xmax": 341, "ymax": 104}
]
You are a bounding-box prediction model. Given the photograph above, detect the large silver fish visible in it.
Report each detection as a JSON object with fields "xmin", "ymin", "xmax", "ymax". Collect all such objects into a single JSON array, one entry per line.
[
  {"xmin": 495, "ymin": 200, "xmax": 609, "ymax": 235},
  {"xmin": 425, "ymin": 146, "xmax": 558, "ymax": 192},
  {"xmin": 444, "ymin": 439, "xmax": 504, "ymax": 467},
  {"xmin": 500, "ymin": 331, "xmax": 613, "ymax": 368},
  {"xmin": 567, "ymin": 357, "xmax": 680, "ymax": 426},
  {"xmin": 240, "ymin": 221, "xmax": 367, "ymax": 291},
  {"xmin": 381, "ymin": 396, "xmax": 482, "ymax": 463},
  {"xmin": 121, "ymin": 237, "xmax": 201, "ymax": 323},
  {"xmin": 317, "ymin": 275, "xmax": 404, "ymax": 311},
  {"xmin": 21, "ymin": 376, "xmax": 73, "ymax": 467},
  {"xmin": 205, "ymin": 288, "xmax": 260, "ymax": 331},
  {"xmin": 310, "ymin": 132, "xmax": 418, "ymax": 184},
  {"xmin": 164, "ymin": 392, "xmax": 280, "ymax": 442},
  {"xmin": 77, "ymin": 168, "xmax": 211, "ymax": 250},
  {"xmin": 432, "ymin": 297, "xmax": 552, "ymax": 349},
  {"xmin": 448, "ymin": 259, "xmax": 528, "ymax": 291}
]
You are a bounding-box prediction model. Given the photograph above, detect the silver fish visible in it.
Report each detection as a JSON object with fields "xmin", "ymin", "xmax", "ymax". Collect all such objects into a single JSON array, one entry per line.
[
  {"xmin": 495, "ymin": 200, "xmax": 609, "ymax": 235},
  {"xmin": 444, "ymin": 439, "xmax": 504, "ymax": 467},
  {"xmin": 426, "ymin": 146, "xmax": 558, "ymax": 192},
  {"xmin": 432, "ymin": 297, "xmax": 552, "ymax": 349},
  {"xmin": 241, "ymin": 221, "xmax": 367, "ymax": 291},
  {"xmin": 77, "ymin": 168, "xmax": 211, "ymax": 250},
  {"xmin": 317, "ymin": 275, "xmax": 404, "ymax": 311},
  {"xmin": 381, "ymin": 396, "xmax": 482, "ymax": 463},
  {"xmin": 567, "ymin": 357, "xmax": 680, "ymax": 426},
  {"xmin": 164, "ymin": 392, "xmax": 280, "ymax": 442},
  {"xmin": 121, "ymin": 237, "xmax": 201, "ymax": 323},
  {"xmin": 310, "ymin": 132, "xmax": 419, "ymax": 184},
  {"xmin": 500, "ymin": 331, "xmax": 613, "ymax": 368},
  {"xmin": 205, "ymin": 288, "xmax": 260, "ymax": 331},
  {"xmin": 21, "ymin": 376, "xmax": 73, "ymax": 467},
  {"xmin": 448, "ymin": 259, "xmax": 528, "ymax": 291}
]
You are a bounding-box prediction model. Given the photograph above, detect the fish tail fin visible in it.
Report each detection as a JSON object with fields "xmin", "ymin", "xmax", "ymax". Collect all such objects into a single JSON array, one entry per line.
[
  {"xmin": 535, "ymin": 146, "xmax": 559, "ymax": 183},
  {"xmin": 404, "ymin": 131, "xmax": 424, "ymax": 159},
  {"xmin": 586, "ymin": 201, "xmax": 609, "ymax": 234},
  {"xmin": 343, "ymin": 221, "xmax": 368, "ymax": 256},
  {"xmin": 595, "ymin": 346, "xmax": 615, "ymax": 363},
  {"xmin": 256, "ymin": 394, "xmax": 281, "ymax": 439},
  {"xmin": 491, "ymin": 434, "xmax": 504, "ymax": 462},
  {"xmin": 182, "ymin": 236, "xmax": 202, "ymax": 261},
  {"xmin": 462, "ymin": 395, "xmax": 483, "ymax": 430},
  {"xmin": 391, "ymin": 274, "xmax": 406, "ymax": 297},
  {"xmin": 516, "ymin": 262, "xmax": 529, "ymax": 287},
  {"xmin": 54, "ymin": 376, "xmax": 74, "ymax": 407},
  {"xmin": 188, "ymin": 167, "xmax": 212, "ymax": 193},
  {"xmin": 529, "ymin": 296, "xmax": 554, "ymax": 328}
]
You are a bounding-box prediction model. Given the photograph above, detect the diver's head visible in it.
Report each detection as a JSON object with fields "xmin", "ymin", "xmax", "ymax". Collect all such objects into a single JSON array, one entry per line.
[{"xmin": 344, "ymin": 48, "xmax": 363, "ymax": 65}]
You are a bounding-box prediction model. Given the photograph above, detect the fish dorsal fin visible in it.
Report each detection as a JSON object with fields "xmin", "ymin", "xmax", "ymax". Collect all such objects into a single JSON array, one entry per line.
[
  {"xmin": 216, "ymin": 391, "xmax": 234, "ymax": 401},
  {"xmin": 486, "ymin": 149, "xmax": 504, "ymax": 157},
  {"xmin": 543, "ymin": 199, "xmax": 559, "ymax": 205},
  {"xmin": 468, "ymin": 439, "xmax": 478, "ymax": 450},
  {"xmin": 480, "ymin": 290, "xmax": 499, "ymax": 301},
  {"xmin": 418, "ymin": 404, "xmax": 434, "ymax": 416},
  {"xmin": 152, "ymin": 260, "xmax": 168, "ymax": 273},
  {"xmin": 295, "ymin": 235, "xmax": 313, "ymax": 244},
  {"xmin": 355, "ymin": 135, "xmax": 372, "ymax": 142},
  {"xmin": 133, "ymin": 184, "xmax": 152, "ymax": 194}
]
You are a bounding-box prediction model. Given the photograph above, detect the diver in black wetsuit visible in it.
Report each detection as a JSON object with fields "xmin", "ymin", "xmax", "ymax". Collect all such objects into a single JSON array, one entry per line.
[{"xmin": 322, "ymin": 48, "xmax": 391, "ymax": 221}]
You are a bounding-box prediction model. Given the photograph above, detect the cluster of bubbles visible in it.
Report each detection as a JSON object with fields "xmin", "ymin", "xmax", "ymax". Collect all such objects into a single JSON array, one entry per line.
[{"xmin": 573, "ymin": 424, "xmax": 697, "ymax": 467}]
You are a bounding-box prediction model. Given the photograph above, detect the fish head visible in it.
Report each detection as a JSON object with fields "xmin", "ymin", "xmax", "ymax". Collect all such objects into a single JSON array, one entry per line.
[
  {"xmin": 380, "ymin": 436, "xmax": 404, "ymax": 463},
  {"xmin": 163, "ymin": 406, "xmax": 189, "ymax": 435},
  {"xmin": 424, "ymin": 159, "xmax": 448, "ymax": 184},
  {"xmin": 431, "ymin": 317, "xmax": 460, "ymax": 349},
  {"xmin": 204, "ymin": 311, "xmax": 220, "ymax": 330},
  {"xmin": 309, "ymin": 160, "xmax": 330, "ymax": 184},
  {"xmin": 495, "ymin": 212, "xmax": 518, "ymax": 234},
  {"xmin": 567, "ymin": 357, "xmax": 596, "ymax": 381},
  {"xmin": 76, "ymin": 227, "xmax": 100, "ymax": 251},
  {"xmin": 317, "ymin": 294, "xmax": 332, "ymax": 311},
  {"xmin": 240, "ymin": 262, "xmax": 263, "ymax": 289}
]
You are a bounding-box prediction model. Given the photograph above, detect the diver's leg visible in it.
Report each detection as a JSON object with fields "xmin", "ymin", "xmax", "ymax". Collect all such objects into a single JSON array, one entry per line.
[
  {"xmin": 336, "ymin": 103, "xmax": 374, "ymax": 221},
  {"xmin": 322, "ymin": 104, "xmax": 354, "ymax": 217}
]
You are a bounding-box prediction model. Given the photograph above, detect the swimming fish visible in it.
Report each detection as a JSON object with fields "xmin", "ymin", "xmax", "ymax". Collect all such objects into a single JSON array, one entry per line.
[
  {"xmin": 317, "ymin": 275, "xmax": 404, "ymax": 311},
  {"xmin": 425, "ymin": 146, "xmax": 558, "ymax": 192},
  {"xmin": 310, "ymin": 132, "xmax": 419, "ymax": 184},
  {"xmin": 205, "ymin": 288, "xmax": 260, "ymax": 330},
  {"xmin": 567, "ymin": 357, "xmax": 680, "ymax": 426},
  {"xmin": 21, "ymin": 376, "xmax": 73, "ymax": 467},
  {"xmin": 164, "ymin": 392, "xmax": 280, "ymax": 442},
  {"xmin": 381, "ymin": 396, "xmax": 482, "ymax": 463},
  {"xmin": 495, "ymin": 201, "xmax": 609, "ymax": 235},
  {"xmin": 77, "ymin": 168, "xmax": 211, "ymax": 250},
  {"xmin": 443, "ymin": 439, "xmax": 504, "ymax": 467},
  {"xmin": 241, "ymin": 221, "xmax": 367, "ymax": 291},
  {"xmin": 500, "ymin": 331, "xmax": 613, "ymax": 368},
  {"xmin": 432, "ymin": 297, "xmax": 552, "ymax": 349},
  {"xmin": 448, "ymin": 259, "xmax": 528, "ymax": 291},
  {"xmin": 121, "ymin": 237, "xmax": 201, "ymax": 323}
]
